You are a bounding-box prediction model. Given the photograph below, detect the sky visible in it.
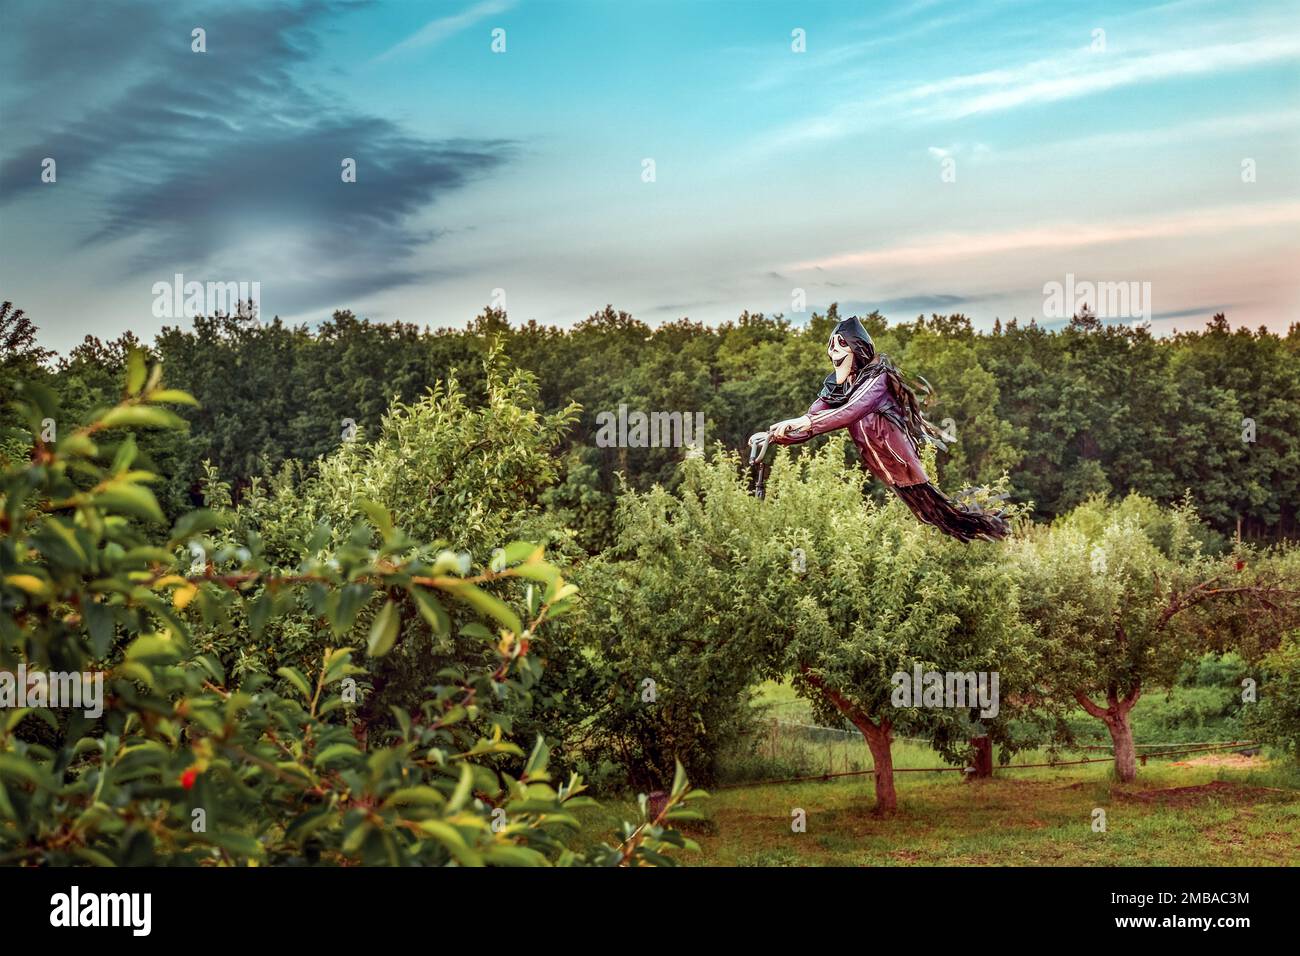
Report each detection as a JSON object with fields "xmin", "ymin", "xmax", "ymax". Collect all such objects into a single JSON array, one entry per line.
[{"xmin": 1, "ymin": 0, "xmax": 1298, "ymax": 354}]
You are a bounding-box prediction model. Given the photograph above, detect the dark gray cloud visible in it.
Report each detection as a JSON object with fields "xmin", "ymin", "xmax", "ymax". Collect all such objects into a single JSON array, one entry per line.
[{"xmin": 0, "ymin": 0, "xmax": 515, "ymax": 316}]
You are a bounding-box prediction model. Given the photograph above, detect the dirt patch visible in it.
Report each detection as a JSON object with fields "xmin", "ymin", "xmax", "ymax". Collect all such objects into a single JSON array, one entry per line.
[
  {"xmin": 1115, "ymin": 780, "xmax": 1284, "ymax": 806},
  {"xmin": 1171, "ymin": 753, "xmax": 1263, "ymax": 769}
]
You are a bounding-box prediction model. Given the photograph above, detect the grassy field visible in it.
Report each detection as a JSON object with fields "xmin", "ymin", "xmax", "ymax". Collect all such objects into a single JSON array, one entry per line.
[
  {"xmin": 575, "ymin": 756, "xmax": 1300, "ymax": 866},
  {"xmin": 569, "ymin": 673, "xmax": 1299, "ymax": 866}
]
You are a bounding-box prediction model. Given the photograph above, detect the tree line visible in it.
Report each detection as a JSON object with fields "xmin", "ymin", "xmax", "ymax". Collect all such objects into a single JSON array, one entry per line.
[{"xmin": 4, "ymin": 300, "xmax": 1298, "ymax": 549}]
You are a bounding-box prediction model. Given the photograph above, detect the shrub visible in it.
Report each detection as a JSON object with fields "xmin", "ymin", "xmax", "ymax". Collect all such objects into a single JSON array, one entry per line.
[
  {"xmin": 0, "ymin": 354, "xmax": 702, "ymax": 865},
  {"xmin": 189, "ymin": 348, "xmax": 590, "ymax": 754},
  {"xmin": 1242, "ymin": 630, "xmax": 1300, "ymax": 762}
]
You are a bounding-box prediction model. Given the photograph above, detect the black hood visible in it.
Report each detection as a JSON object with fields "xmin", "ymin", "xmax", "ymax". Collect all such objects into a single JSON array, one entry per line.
[
  {"xmin": 815, "ymin": 315, "xmax": 946, "ymax": 452},
  {"xmin": 830, "ymin": 316, "xmax": 876, "ymax": 365},
  {"xmin": 820, "ymin": 316, "xmax": 878, "ymax": 405}
]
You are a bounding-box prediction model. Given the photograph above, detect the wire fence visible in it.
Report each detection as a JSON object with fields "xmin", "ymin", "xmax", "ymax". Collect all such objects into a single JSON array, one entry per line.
[{"xmin": 716, "ymin": 717, "xmax": 1264, "ymax": 791}]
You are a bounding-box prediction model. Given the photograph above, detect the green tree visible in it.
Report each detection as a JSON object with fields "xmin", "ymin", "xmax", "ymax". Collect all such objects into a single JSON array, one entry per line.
[
  {"xmin": 0, "ymin": 355, "xmax": 702, "ymax": 865},
  {"xmin": 580, "ymin": 438, "xmax": 1035, "ymax": 811},
  {"xmin": 1011, "ymin": 494, "xmax": 1300, "ymax": 781},
  {"xmin": 1242, "ymin": 630, "xmax": 1300, "ymax": 762},
  {"xmin": 191, "ymin": 346, "xmax": 583, "ymax": 741}
]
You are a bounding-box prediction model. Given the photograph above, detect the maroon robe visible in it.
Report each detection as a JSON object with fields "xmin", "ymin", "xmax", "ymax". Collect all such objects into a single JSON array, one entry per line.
[{"xmin": 770, "ymin": 369, "xmax": 929, "ymax": 488}]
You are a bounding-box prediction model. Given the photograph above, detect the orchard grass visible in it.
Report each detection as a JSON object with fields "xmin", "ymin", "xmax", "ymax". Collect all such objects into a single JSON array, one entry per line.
[
  {"xmin": 572, "ymin": 757, "xmax": 1300, "ymax": 866},
  {"xmin": 564, "ymin": 677, "xmax": 1296, "ymax": 866}
]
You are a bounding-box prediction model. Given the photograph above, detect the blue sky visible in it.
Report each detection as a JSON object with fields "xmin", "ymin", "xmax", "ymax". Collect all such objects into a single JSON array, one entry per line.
[{"xmin": 1, "ymin": 0, "xmax": 1298, "ymax": 352}]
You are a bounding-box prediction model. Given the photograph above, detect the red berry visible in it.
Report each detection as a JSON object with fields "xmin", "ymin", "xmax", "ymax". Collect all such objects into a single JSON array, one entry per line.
[
  {"xmin": 180, "ymin": 768, "xmax": 199, "ymax": 790},
  {"xmin": 1235, "ymin": 560, "xmax": 1245, "ymax": 571}
]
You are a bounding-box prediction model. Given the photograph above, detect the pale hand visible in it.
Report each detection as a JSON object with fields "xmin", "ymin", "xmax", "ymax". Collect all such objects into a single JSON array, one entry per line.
[{"xmin": 769, "ymin": 416, "xmax": 811, "ymax": 438}]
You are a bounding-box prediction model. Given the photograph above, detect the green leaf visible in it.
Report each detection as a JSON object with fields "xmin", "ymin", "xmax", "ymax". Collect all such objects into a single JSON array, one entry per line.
[
  {"xmin": 511, "ymin": 562, "xmax": 561, "ymax": 585},
  {"xmin": 383, "ymin": 786, "xmax": 446, "ymax": 808},
  {"xmin": 126, "ymin": 349, "xmax": 147, "ymax": 395},
  {"xmin": 41, "ymin": 519, "xmax": 87, "ymax": 564},
  {"xmin": 204, "ymin": 832, "xmax": 266, "ymax": 859},
  {"xmin": 444, "ymin": 582, "xmax": 522, "ymax": 636},
  {"xmin": 110, "ymin": 435, "xmax": 138, "ymax": 474},
  {"xmin": 447, "ymin": 762, "xmax": 474, "ymax": 813},
  {"xmin": 248, "ymin": 592, "xmax": 273, "ymax": 641},
  {"xmin": 523, "ymin": 734, "xmax": 550, "ymax": 779},
  {"xmin": 500, "ymin": 541, "xmax": 543, "ymax": 565},
  {"xmin": 332, "ymin": 582, "xmax": 372, "ymax": 636},
  {"xmin": 276, "ymin": 666, "xmax": 312, "ymax": 702},
  {"xmin": 482, "ymin": 845, "xmax": 549, "ymax": 866},
  {"xmin": 149, "ymin": 388, "xmax": 198, "ymax": 406},
  {"xmin": 411, "ymin": 587, "xmax": 450, "ymax": 636},
  {"xmin": 366, "ymin": 599, "xmax": 400, "ymax": 657},
  {"xmin": 98, "ymin": 405, "xmax": 185, "ymax": 431},
  {"xmin": 0, "ymin": 754, "xmax": 46, "ymax": 788},
  {"xmin": 169, "ymin": 509, "xmax": 220, "ymax": 543},
  {"xmin": 358, "ymin": 500, "xmax": 394, "ymax": 540},
  {"xmin": 124, "ymin": 633, "xmax": 179, "ymax": 661},
  {"xmin": 72, "ymin": 848, "xmax": 117, "ymax": 867},
  {"xmin": 417, "ymin": 820, "xmax": 482, "ymax": 866},
  {"xmin": 284, "ymin": 807, "xmax": 335, "ymax": 844},
  {"xmin": 671, "ymin": 759, "xmax": 689, "ymax": 798},
  {"xmin": 94, "ymin": 483, "xmax": 164, "ymax": 523},
  {"xmin": 314, "ymin": 742, "xmax": 362, "ymax": 767},
  {"xmin": 82, "ymin": 599, "xmax": 115, "ymax": 658}
]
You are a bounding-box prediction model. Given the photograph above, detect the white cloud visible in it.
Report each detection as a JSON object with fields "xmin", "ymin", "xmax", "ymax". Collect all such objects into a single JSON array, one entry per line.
[
  {"xmin": 926, "ymin": 36, "xmax": 1300, "ymax": 121},
  {"xmin": 375, "ymin": 0, "xmax": 514, "ymax": 62},
  {"xmin": 789, "ymin": 201, "xmax": 1300, "ymax": 271},
  {"xmin": 758, "ymin": 24, "xmax": 1300, "ymax": 152}
]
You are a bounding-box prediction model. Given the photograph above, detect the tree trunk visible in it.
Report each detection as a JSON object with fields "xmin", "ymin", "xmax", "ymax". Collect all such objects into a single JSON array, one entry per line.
[
  {"xmin": 861, "ymin": 721, "xmax": 897, "ymax": 813},
  {"xmin": 798, "ymin": 665, "xmax": 897, "ymax": 813},
  {"xmin": 1106, "ymin": 712, "xmax": 1137, "ymax": 783},
  {"xmin": 1075, "ymin": 685, "xmax": 1141, "ymax": 783},
  {"xmin": 968, "ymin": 735, "xmax": 993, "ymax": 778}
]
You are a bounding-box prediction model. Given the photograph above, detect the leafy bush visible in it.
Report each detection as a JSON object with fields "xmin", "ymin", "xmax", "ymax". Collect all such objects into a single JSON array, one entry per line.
[
  {"xmin": 570, "ymin": 438, "xmax": 1037, "ymax": 809},
  {"xmin": 1243, "ymin": 630, "xmax": 1300, "ymax": 762},
  {"xmin": 189, "ymin": 348, "xmax": 588, "ymax": 746},
  {"xmin": 0, "ymin": 355, "xmax": 702, "ymax": 865}
]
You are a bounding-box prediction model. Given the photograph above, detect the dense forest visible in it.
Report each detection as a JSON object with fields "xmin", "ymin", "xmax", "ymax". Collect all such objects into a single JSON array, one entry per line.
[{"xmin": 4, "ymin": 300, "xmax": 1298, "ymax": 548}]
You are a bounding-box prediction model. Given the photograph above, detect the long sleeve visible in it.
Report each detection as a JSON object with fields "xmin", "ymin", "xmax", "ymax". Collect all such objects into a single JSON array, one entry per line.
[
  {"xmin": 777, "ymin": 373, "xmax": 889, "ymax": 442},
  {"xmin": 767, "ymin": 396, "xmax": 829, "ymax": 446},
  {"xmin": 769, "ymin": 427, "xmax": 814, "ymax": 446}
]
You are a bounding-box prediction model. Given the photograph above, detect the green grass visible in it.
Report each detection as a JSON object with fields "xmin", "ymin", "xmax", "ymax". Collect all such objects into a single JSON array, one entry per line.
[
  {"xmin": 572, "ymin": 758, "xmax": 1300, "ymax": 866},
  {"xmin": 566, "ymin": 675, "xmax": 1296, "ymax": 866}
]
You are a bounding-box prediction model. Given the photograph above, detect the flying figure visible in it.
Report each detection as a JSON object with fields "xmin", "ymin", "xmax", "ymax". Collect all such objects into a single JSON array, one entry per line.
[{"xmin": 749, "ymin": 316, "xmax": 1009, "ymax": 542}]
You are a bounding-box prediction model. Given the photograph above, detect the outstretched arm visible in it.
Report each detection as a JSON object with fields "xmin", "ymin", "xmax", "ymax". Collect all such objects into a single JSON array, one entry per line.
[
  {"xmin": 769, "ymin": 398, "xmax": 827, "ymax": 445},
  {"xmin": 772, "ymin": 374, "xmax": 888, "ymax": 443}
]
